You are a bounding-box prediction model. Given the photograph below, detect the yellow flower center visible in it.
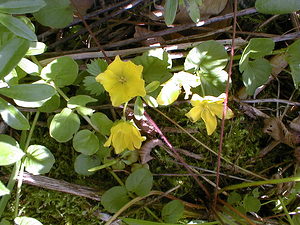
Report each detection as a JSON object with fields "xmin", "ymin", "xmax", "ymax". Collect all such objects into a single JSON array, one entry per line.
[{"xmin": 119, "ymin": 75, "xmax": 127, "ymax": 84}]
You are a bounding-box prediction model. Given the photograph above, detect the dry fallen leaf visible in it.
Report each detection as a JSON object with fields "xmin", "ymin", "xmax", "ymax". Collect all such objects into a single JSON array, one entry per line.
[
  {"xmin": 72, "ymin": 0, "xmax": 94, "ymax": 16},
  {"xmin": 140, "ymin": 139, "xmax": 164, "ymax": 164}
]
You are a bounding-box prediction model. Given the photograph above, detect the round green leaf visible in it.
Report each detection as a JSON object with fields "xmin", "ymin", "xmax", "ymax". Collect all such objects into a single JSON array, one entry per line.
[
  {"xmin": 73, "ymin": 130, "xmax": 99, "ymax": 155},
  {"xmin": 0, "ymin": 37, "xmax": 30, "ymax": 80},
  {"xmin": 41, "ymin": 56, "xmax": 78, "ymax": 87},
  {"xmin": 162, "ymin": 200, "xmax": 184, "ymax": 223},
  {"xmin": 74, "ymin": 154, "xmax": 101, "ymax": 176},
  {"xmin": 0, "ymin": 142, "xmax": 25, "ymax": 166},
  {"xmin": 227, "ymin": 191, "xmax": 242, "ymax": 205},
  {"xmin": 50, "ymin": 108, "xmax": 80, "ymax": 142},
  {"xmin": 101, "ymin": 186, "xmax": 130, "ymax": 213},
  {"xmin": 125, "ymin": 168, "xmax": 153, "ymax": 196},
  {"xmin": 0, "ymin": 134, "xmax": 19, "ymax": 147},
  {"xmin": 38, "ymin": 94, "xmax": 60, "ymax": 113},
  {"xmin": 14, "ymin": 216, "xmax": 42, "ymax": 225},
  {"xmin": 0, "ymin": 97, "xmax": 30, "ymax": 130},
  {"xmin": 90, "ymin": 112, "xmax": 113, "ymax": 136},
  {"xmin": 0, "ymin": 84, "xmax": 56, "ymax": 102},
  {"xmin": 67, "ymin": 95, "xmax": 97, "ymax": 109},
  {"xmin": 184, "ymin": 40, "xmax": 228, "ymax": 73},
  {"xmin": 243, "ymin": 195, "xmax": 261, "ymax": 213},
  {"xmin": 33, "ymin": 0, "xmax": 73, "ymax": 28},
  {"xmin": 256, "ymin": 0, "xmax": 300, "ymax": 14},
  {"xmin": 24, "ymin": 145, "xmax": 55, "ymax": 175}
]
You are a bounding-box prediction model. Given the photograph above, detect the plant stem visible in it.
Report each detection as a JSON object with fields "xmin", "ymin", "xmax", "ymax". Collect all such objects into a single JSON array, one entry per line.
[
  {"xmin": 123, "ymin": 102, "xmax": 128, "ymax": 120},
  {"xmin": 278, "ymin": 196, "xmax": 295, "ymax": 225},
  {"xmin": 14, "ymin": 111, "xmax": 40, "ymax": 217}
]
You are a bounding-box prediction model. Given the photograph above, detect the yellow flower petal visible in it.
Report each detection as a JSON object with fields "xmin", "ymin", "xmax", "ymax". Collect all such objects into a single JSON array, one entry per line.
[
  {"xmin": 185, "ymin": 105, "xmax": 203, "ymax": 123},
  {"xmin": 96, "ymin": 56, "xmax": 146, "ymax": 106},
  {"xmin": 201, "ymin": 107, "xmax": 217, "ymax": 135},
  {"xmin": 104, "ymin": 120, "xmax": 146, "ymax": 154}
]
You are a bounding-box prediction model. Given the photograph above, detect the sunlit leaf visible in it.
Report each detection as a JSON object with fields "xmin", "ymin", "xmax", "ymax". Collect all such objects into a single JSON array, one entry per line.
[
  {"xmin": 14, "ymin": 216, "xmax": 43, "ymax": 225},
  {"xmin": 0, "ymin": 142, "xmax": 25, "ymax": 166},
  {"xmin": 90, "ymin": 112, "xmax": 113, "ymax": 136},
  {"xmin": 0, "ymin": 181, "xmax": 10, "ymax": 196}
]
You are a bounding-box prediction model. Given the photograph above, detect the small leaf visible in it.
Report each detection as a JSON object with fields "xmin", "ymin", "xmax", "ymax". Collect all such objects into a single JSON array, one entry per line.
[
  {"xmin": 134, "ymin": 97, "xmax": 144, "ymax": 120},
  {"xmin": 255, "ymin": 0, "xmax": 300, "ymax": 14},
  {"xmin": 90, "ymin": 112, "xmax": 113, "ymax": 136},
  {"xmin": 162, "ymin": 200, "xmax": 184, "ymax": 223},
  {"xmin": 67, "ymin": 95, "xmax": 97, "ymax": 109},
  {"xmin": 286, "ymin": 39, "xmax": 300, "ymax": 89},
  {"xmin": 0, "ymin": 84, "xmax": 56, "ymax": 102},
  {"xmin": 24, "ymin": 145, "xmax": 55, "ymax": 175},
  {"xmin": 0, "ymin": 13, "xmax": 37, "ymax": 41},
  {"xmin": 243, "ymin": 195, "xmax": 261, "ymax": 212},
  {"xmin": 0, "ymin": 97, "xmax": 30, "ymax": 130},
  {"xmin": 33, "ymin": 0, "xmax": 73, "ymax": 28},
  {"xmin": 73, "ymin": 130, "xmax": 99, "ymax": 155},
  {"xmin": 125, "ymin": 168, "xmax": 153, "ymax": 196},
  {"xmin": 156, "ymin": 82, "xmax": 181, "ymax": 106},
  {"xmin": 227, "ymin": 191, "xmax": 242, "ymax": 205},
  {"xmin": 83, "ymin": 76, "xmax": 105, "ymax": 96},
  {"xmin": 41, "ymin": 56, "xmax": 78, "ymax": 87},
  {"xmin": 241, "ymin": 58, "xmax": 272, "ymax": 95},
  {"xmin": 0, "ymin": 0, "xmax": 46, "ymax": 14},
  {"xmin": 0, "ymin": 37, "xmax": 30, "ymax": 80},
  {"xmin": 132, "ymin": 54, "xmax": 172, "ymax": 84},
  {"xmin": 0, "ymin": 134, "xmax": 19, "ymax": 147},
  {"xmin": 145, "ymin": 81, "xmax": 161, "ymax": 93},
  {"xmin": 49, "ymin": 108, "xmax": 80, "ymax": 142},
  {"xmin": 143, "ymin": 95, "xmax": 158, "ymax": 108},
  {"xmin": 38, "ymin": 94, "xmax": 60, "ymax": 113},
  {"xmin": 74, "ymin": 154, "xmax": 101, "ymax": 176},
  {"xmin": 18, "ymin": 58, "xmax": 40, "ymax": 75},
  {"xmin": 185, "ymin": 0, "xmax": 201, "ymax": 23},
  {"xmin": 184, "ymin": 40, "xmax": 228, "ymax": 73},
  {"xmin": 0, "ymin": 142, "xmax": 25, "ymax": 166},
  {"xmin": 14, "ymin": 216, "xmax": 43, "ymax": 225},
  {"xmin": 0, "ymin": 181, "xmax": 10, "ymax": 196},
  {"xmin": 198, "ymin": 70, "xmax": 228, "ymax": 96},
  {"xmin": 86, "ymin": 59, "xmax": 108, "ymax": 76},
  {"xmin": 164, "ymin": 0, "xmax": 178, "ymax": 26},
  {"xmin": 101, "ymin": 186, "xmax": 130, "ymax": 213}
]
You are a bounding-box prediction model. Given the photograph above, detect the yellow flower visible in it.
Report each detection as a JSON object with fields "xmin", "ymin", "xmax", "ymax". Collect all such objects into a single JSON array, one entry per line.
[
  {"xmin": 96, "ymin": 56, "xmax": 146, "ymax": 106},
  {"xmin": 104, "ymin": 120, "xmax": 146, "ymax": 154},
  {"xmin": 185, "ymin": 94, "xmax": 234, "ymax": 135}
]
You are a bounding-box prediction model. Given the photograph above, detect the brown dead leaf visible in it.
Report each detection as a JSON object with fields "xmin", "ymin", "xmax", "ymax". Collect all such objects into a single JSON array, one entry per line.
[
  {"xmin": 72, "ymin": 0, "xmax": 94, "ymax": 16},
  {"xmin": 140, "ymin": 139, "xmax": 164, "ymax": 164},
  {"xmin": 289, "ymin": 115, "xmax": 300, "ymax": 133}
]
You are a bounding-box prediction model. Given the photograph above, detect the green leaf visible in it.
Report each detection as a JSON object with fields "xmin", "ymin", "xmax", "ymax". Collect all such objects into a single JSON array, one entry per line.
[
  {"xmin": 26, "ymin": 42, "xmax": 47, "ymax": 56},
  {"xmin": 185, "ymin": 0, "xmax": 201, "ymax": 23},
  {"xmin": 133, "ymin": 54, "xmax": 172, "ymax": 84},
  {"xmin": 156, "ymin": 82, "xmax": 181, "ymax": 106},
  {"xmin": 125, "ymin": 168, "xmax": 153, "ymax": 196},
  {"xmin": 0, "ymin": 142, "xmax": 25, "ymax": 166},
  {"xmin": 240, "ymin": 38, "xmax": 274, "ymax": 71},
  {"xmin": 18, "ymin": 58, "xmax": 40, "ymax": 76},
  {"xmin": 86, "ymin": 59, "xmax": 108, "ymax": 76},
  {"xmin": 0, "ymin": 37, "xmax": 29, "ymax": 80},
  {"xmin": 24, "ymin": 145, "xmax": 55, "ymax": 175},
  {"xmin": 101, "ymin": 186, "xmax": 130, "ymax": 213},
  {"xmin": 164, "ymin": 0, "xmax": 178, "ymax": 26},
  {"xmin": 74, "ymin": 154, "xmax": 101, "ymax": 176},
  {"xmin": 0, "ymin": 134, "xmax": 19, "ymax": 147},
  {"xmin": 0, "ymin": 0, "xmax": 46, "ymax": 14},
  {"xmin": 0, "ymin": 13, "xmax": 36, "ymax": 41},
  {"xmin": 255, "ymin": 0, "xmax": 300, "ymax": 14},
  {"xmin": 292, "ymin": 214, "xmax": 300, "ymax": 224},
  {"xmin": 38, "ymin": 93, "xmax": 60, "ymax": 113},
  {"xmin": 0, "ymin": 218, "xmax": 11, "ymax": 225},
  {"xmin": 83, "ymin": 76, "xmax": 105, "ymax": 96},
  {"xmin": 49, "ymin": 108, "xmax": 80, "ymax": 142},
  {"xmin": 286, "ymin": 39, "xmax": 300, "ymax": 89},
  {"xmin": 0, "ymin": 181, "xmax": 10, "ymax": 196},
  {"xmin": 0, "ymin": 84, "xmax": 56, "ymax": 102},
  {"xmin": 146, "ymin": 48, "xmax": 172, "ymax": 68},
  {"xmin": 41, "ymin": 56, "xmax": 78, "ymax": 87},
  {"xmin": 0, "ymin": 97, "xmax": 30, "ymax": 130},
  {"xmin": 33, "ymin": 0, "xmax": 73, "ymax": 28},
  {"xmin": 143, "ymin": 95, "xmax": 158, "ymax": 108},
  {"xmin": 243, "ymin": 195, "xmax": 261, "ymax": 212},
  {"xmin": 145, "ymin": 81, "xmax": 160, "ymax": 93},
  {"xmin": 134, "ymin": 97, "xmax": 144, "ymax": 120},
  {"xmin": 90, "ymin": 112, "xmax": 113, "ymax": 136},
  {"xmin": 73, "ymin": 130, "xmax": 99, "ymax": 155},
  {"xmin": 184, "ymin": 40, "xmax": 228, "ymax": 73},
  {"xmin": 122, "ymin": 218, "xmax": 184, "ymax": 225},
  {"xmin": 199, "ymin": 70, "xmax": 228, "ymax": 96},
  {"xmin": 14, "ymin": 216, "xmax": 43, "ymax": 225},
  {"xmin": 67, "ymin": 95, "xmax": 97, "ymax": 109},
  {"xmin": 227, "ymin": 191, "xmax": 242, "ymax": 205},
  {"xmin": 162, "ymin": 200, "xmax": 184, "ymax": 223},
  {"xmin": 241, "ymin": 58, "xmax": 272, "ymax": 95}
]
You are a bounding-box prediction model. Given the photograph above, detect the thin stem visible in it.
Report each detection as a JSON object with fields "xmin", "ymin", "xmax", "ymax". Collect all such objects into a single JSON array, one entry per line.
[
  {"xmin": 123, "ymin": 102, "xmax": 128, "ymax": 120},
  {"xmin": 278, "ymin": 196, "xmax": 295, "ymax": 225},
  {"xmin": 14, "ymin": 111, "xmax": 40, "ymax": 217}
]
